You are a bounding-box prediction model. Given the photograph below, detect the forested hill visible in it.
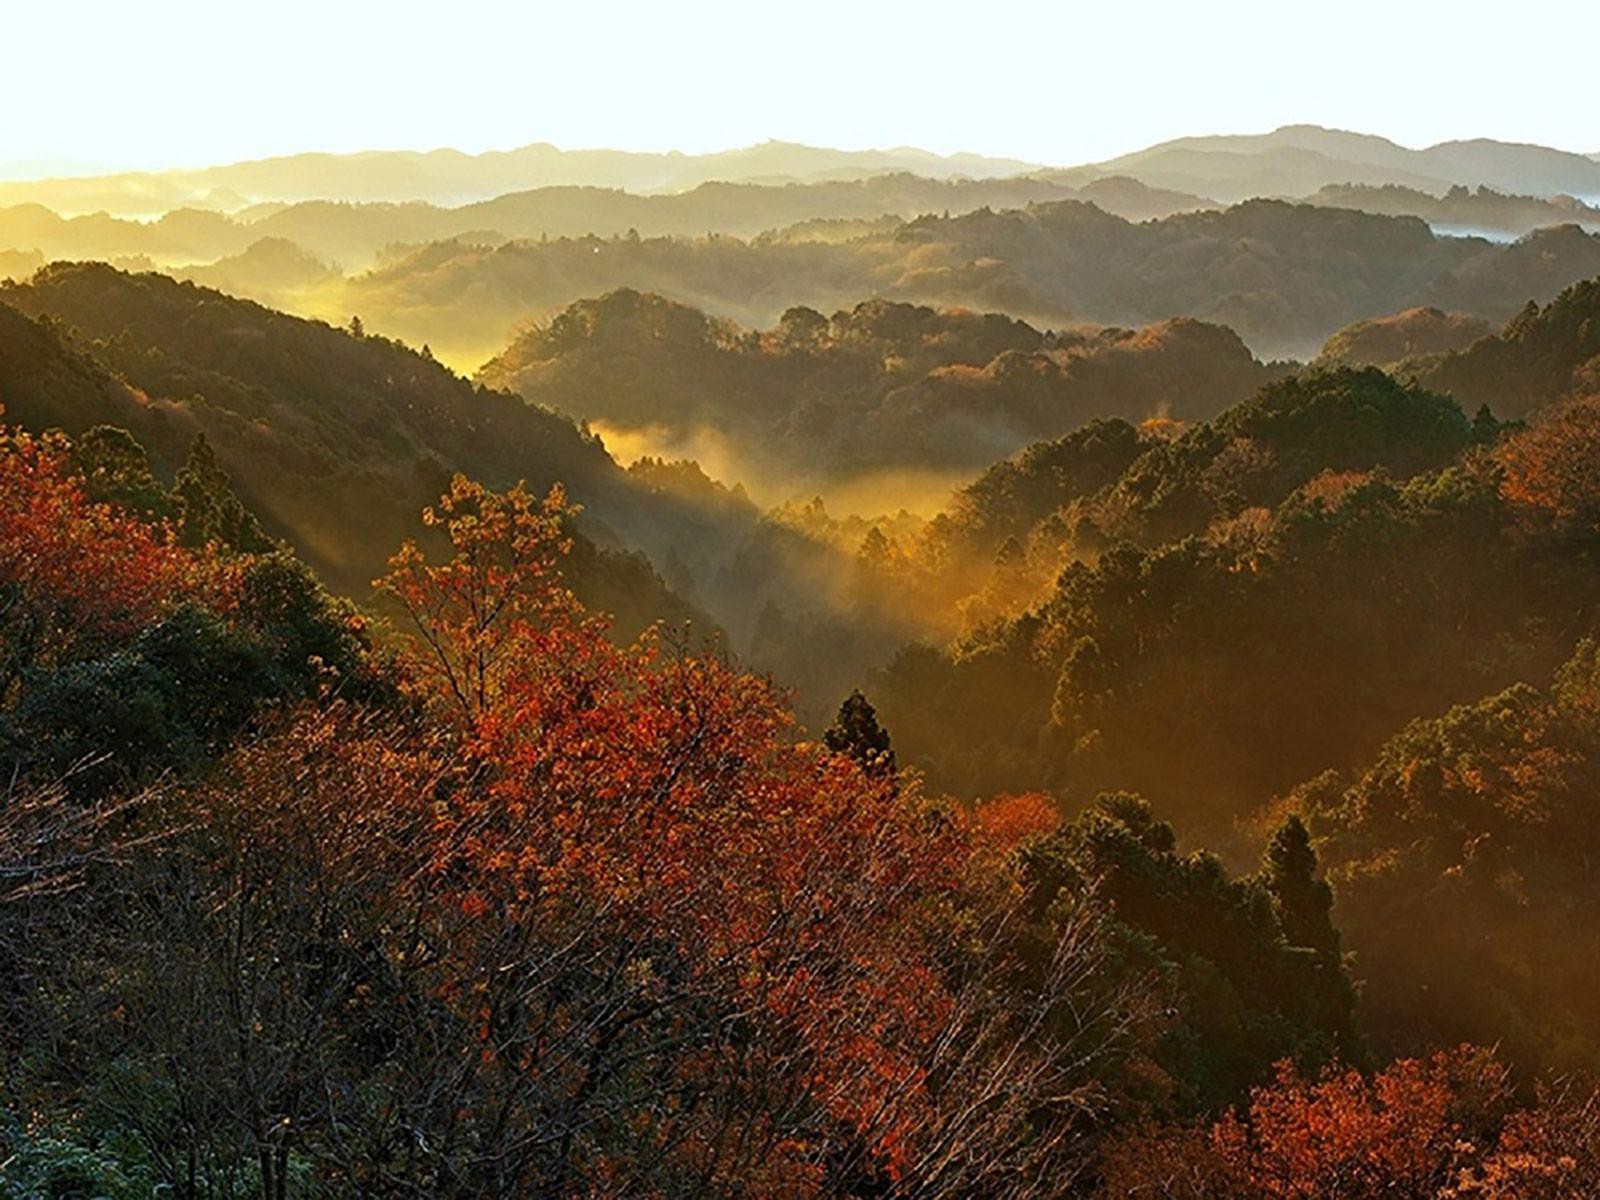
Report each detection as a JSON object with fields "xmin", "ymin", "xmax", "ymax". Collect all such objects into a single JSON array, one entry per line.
[
  {"xmin": 1407, "ymin": 275, "xmax": 1600, "ymax": 415},
  {"xmin": 847, "ymin": 367, "xmax": 1600, "ymax": 1085},
  {"xmin": 892, "ymin": 201, "xmax": 1600, "ymax": 352},
  {"xmin": 1309, "ymin": 275, "xmax": 1600, "ymax": 415},
  {"xmin": 0, "ymin": 296, "xmax": 138, "ymax": 432},
  {"xmin": 478, "ymin": 289, "xmax": 1281, "ymax": 483},
  {"xmin": 872, "ymin": 366, "xmax": 1595, "ymax": 828},
  {"xmin": 12, "ymin": 195, "xmax": 1598, "ymax": 376},
  {"xmin": 1314, "ymin": 306, "xmax": 1493, "ymax": 369},
  {"xmin": 0, "ymin": 173, "xmax": 1214, "ymax": 271},
  {"xmin": 1308, "ymin": 182, "xmax": 1600, "ymax": 240},
  {"xmin": 341, "ymin": 198, "xmax": 1600, "ymax": 365},
  {"xmin": 0, "ymin": 264, "xmax": 705, "ymax": 632}
]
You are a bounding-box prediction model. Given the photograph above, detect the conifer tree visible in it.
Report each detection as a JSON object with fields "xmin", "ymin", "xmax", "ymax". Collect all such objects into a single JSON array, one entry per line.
[
  {"xmin": 824, "ymin": 689, "xmax": 897, "ymax": 779},
  {"xmin": 1263, "ymin": 814, "xmax": 1339, "ymax": 955},
  {"xmin": 171, "ymin": 433, "xmax": 272, "ymax": 554}
]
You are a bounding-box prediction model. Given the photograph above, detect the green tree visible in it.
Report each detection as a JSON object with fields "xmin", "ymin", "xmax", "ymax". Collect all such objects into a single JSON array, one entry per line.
[
  {"xmin": 68, "ymin": 425, "xmax": 172, "ymax": 521},
  {"xmin": 10, "ymin": 605, "xmax": 281, "ymax": 796},
  {"xmin": 1017, "ymin": 793, "xmax": 1359, "ymax": 1111},
  {"xmin": 170, "ymin": 433, "xmax": 272, "ymax": 553}
]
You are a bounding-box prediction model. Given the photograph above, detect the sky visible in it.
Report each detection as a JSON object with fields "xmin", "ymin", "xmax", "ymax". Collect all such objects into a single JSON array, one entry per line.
[{"xmin": 6, "ymin": 0, "xmax": 1598, "ymax": 179}]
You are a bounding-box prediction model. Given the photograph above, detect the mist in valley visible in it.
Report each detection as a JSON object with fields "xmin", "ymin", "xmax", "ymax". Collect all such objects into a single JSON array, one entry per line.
[{"xmin": 6, "ymin": 4, "xmax": 1600, "ymax": 1193}]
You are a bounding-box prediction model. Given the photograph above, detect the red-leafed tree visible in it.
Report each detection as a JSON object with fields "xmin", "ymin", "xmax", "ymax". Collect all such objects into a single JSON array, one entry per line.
[
  {"xmin": 1496, "ymin": 392, "xmax": 1600, "ymax": 531},
  {"xmin": 363, "ymin": 474, "xmax": 1145, "ymax": 1195},
  {"xmin": 1096, "ymin": 1047, "xmax": 1516, "ymax": 1197},
  {"xmin": 0, "ymin": 422, "xmax": 194, "ymax": 692},
  {"xmin": 8, "ymin": 472, "xmax": 1145, "ymax": 1197},
  {"xmin": 0, "ymin": 417, "xmax": 374, "ymax": 794},
  {"xmin": 376, "ymin": 474, "xmax": 588, "ymax": 725}
]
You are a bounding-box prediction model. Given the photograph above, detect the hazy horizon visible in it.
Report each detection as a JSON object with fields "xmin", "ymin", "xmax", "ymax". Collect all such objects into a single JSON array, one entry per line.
[
  {"xmin": 3, "ymin": 122, "xmax": 1595, "ymax": 187},
  {"xmin": 8, "ymin": 0, "xmax": 1597, "ymax": 182}
]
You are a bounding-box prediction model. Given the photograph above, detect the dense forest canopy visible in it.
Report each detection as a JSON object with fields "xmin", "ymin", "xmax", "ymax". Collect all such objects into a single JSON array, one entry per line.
[
  {"xmin": 7, "ymin": 183, "xmax": 1600, "ymax": 373},
  {"xmin": 308, "ymin": 199, "xmax": 1600, "ymax": 367},
  {"xmin": 477, "ymin": 288, "xmax": 1280, "ymax": 487},
  {"xmin": 7, "ymin": 120, "xmax": 1600, "ymax": 1195}
]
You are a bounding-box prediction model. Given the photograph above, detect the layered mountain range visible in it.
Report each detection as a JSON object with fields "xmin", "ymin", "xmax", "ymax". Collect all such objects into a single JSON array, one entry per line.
[{"xmin": 6, "ymin": 124, "xmax": 1598, "ymax": 220}]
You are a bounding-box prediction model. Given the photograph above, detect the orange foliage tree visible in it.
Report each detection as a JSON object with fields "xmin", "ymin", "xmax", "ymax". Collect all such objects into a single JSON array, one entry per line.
[
  {"xmin": 8, "ymin": 467, "xmax": 1141, "ymax": 1196},
  {"xmin": 376, "ymin": 474, "xmax": 587, "ymax": 724},
  {"xmin": 1096, "ymin": 1047, "xmax": 1522, "ymax": 1197},
  {"xmin": 361, "ymin": 474, "xmax": 1142, "ymax": 1195},
  {"xmin": 1496, "ymin": 393, "xmax": 1600, "ymax": 530},
  {"xmin": 0, "ymin": 422, "xmax": 194, "ymax": 692}
]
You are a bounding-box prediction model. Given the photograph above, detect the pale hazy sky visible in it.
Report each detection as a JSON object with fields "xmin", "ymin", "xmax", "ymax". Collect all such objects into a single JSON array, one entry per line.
[{"xmin": 8, "ymin": 0, "xmax": 1598, "ymax": 178}]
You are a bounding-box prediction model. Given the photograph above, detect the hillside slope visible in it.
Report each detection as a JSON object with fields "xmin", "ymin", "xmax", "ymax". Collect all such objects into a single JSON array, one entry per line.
[
  {"xmin": 0, "ymin": 265, "xmax": 705, "ymax": 633},
  {"xmin": 478, "ymin": 289, "xmax": 1280, "ymax": 485},
  {"xmin": 339, "ymin": 199, "xmax": 1600, "ymax": 364},
  {"xmin": 873, "ymin": 369, "xmax": 1592, "ymax": 830},
  {"xmin": 1409, "ymin": 276, "xmax": 1600, "ymax": 415}
]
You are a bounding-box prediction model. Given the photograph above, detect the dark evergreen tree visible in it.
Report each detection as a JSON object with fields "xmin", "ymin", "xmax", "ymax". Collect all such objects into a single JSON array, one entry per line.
[
  {"xmin": 1017, "ymin": 793, "xmax": 1359, "ymax": 1110},
  {"xmin": 823, "ymin": 689, "xmax": 896, "ymax": 779},
  {"xmin": 1470, "ymin": 403, "xmax": 1504, "ymax": 445},
  {"xmin": 171, "ymin": 433, "xmax": 272, "ymax": 554},
  {"xmin": 1262, "ymin": 814, "xmax": 1339, "ymax": 955}
]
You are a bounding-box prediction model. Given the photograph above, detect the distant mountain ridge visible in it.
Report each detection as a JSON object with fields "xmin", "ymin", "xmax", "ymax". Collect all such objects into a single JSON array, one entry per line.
[
  {"xmin": 5, "ymin": 126, "xmax": 1599, "ymax": 220},
  {"xmin": 1065, "ymin": 125, "xmax": 1600, "ymax": 202},
  {"xmin": 0, "ymin": 141, "xmax": 1042, "ymax": 216},
  {"xmin": 0, "ymin": 173, "xmax": 1216, "ymax": 272}
]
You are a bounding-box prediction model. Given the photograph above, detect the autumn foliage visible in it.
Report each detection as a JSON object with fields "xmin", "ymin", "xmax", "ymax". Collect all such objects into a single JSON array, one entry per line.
[
  {"xmin": 9, "ymin": 404, "xmax": 1600, "ymax": 1196},
  {"xmin": 1098, "ymin": 1047, "xmax": 1600, "ymax": 1198},
  {"xmin": 364, "ymin": 475, "xmax": 1135, "ymax": 1192},
  {"xmin": 0, "ymin": 421, "xmax": 194, "ymax": 681},
  {"xmin": 0, "ymin": 434, "xmax": 1147, "ymax": 1194},
  {"xmin": 1496, "ymin": 392, "xmax": 1600, "ymax": 529}
]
